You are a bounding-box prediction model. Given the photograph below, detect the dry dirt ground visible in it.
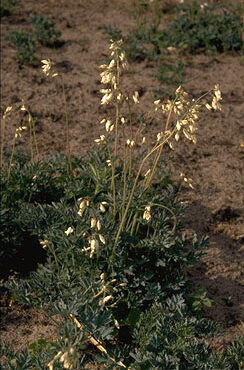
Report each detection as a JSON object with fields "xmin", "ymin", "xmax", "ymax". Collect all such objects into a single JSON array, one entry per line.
[{"xmin": 0, "ymin": 0, "xmax": 244, "ymax": 353}]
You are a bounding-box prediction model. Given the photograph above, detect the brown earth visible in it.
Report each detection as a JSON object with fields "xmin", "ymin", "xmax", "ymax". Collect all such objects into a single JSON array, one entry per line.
[{"xmin": 0, "ymin": 0, "xmax": 244, "ymax": 354}]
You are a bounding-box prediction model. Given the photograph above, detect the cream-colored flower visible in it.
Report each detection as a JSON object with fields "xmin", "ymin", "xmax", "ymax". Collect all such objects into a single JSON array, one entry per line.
[
  {"xmin": 105, "ymin": 119, "xmax": 113, "ymax": 132},
  {"xmin": 126, "ymin": 139, "xmax": 135, "ymax": 148},
  {"xmin": 99, "ymin": 202, "xmax": 107, "ymax": 213},
  {"xmin": 90, "ymin": 218, "xmax": 97, "ymax": 228},
  {"xmin": 15, "ymin": 125, "xmax": 27, "ymax": 138},
  {"xmin": 101, "ymin": 91, "xmax": 113, "ymax": 105},
  {"xmin": 108, "ymin": 59, "xmax": 115, "ymax": 69},
  {"xmin": 144, "ymin": 168, "xmax": 151, "ymax": 177},
  {"xmin": 100, "ymin": 70, "xmax": 112, "ymax": 84},
  {"xmin": 100, "ymin": 295, "xmax": 113, "ymax": 305},
  {"xmin": 94, "ymin": 134, "xmax": 106, "ymax": 144},
  {"xmin": 78, "ymin": 198, "xmax": 89, "ymax": 216},
  {"xmin": 60, "ymin": 352, "xmax": 68, "ymax": 363},
  {"xmin": 212, "ymin": 96, "xmax": 221, "ymax": 111},
  {"xmin": 65, "ymin": 227, "xmax": 74, "ymax": 236},
  {"xmin": 143, "ymin": 205, "xmax": 151, "ymax": 221},
  {"xmin": 98, "ymin": 234, "xmax": 106, "ymax": 244},
  {"xmin": 40, "ymin": 239, "xmax": 49, "ymax": 249},
  {"xmin": 3, "ymin": 106, "xmax": 12, "ymax": 119},
  {"xmin": 97, "ymin": 219, "xmax": 102, "ymax": 230},
  {"xmin": 100, "ymin": 118, "xmax": 106, "ymax": 125},
  {"xmin": 154, "ymin": 99, "xmax": 161, "ymax": 111},
  {"xmin": 41, "ymin": 59, "xmax": 52, "ymax": 76},
  {"xmin": 132, "ymin": 91, "xmax": 139, "ymax": 104},
  {"xmin": 89, "ymin": 237, "xmax": 99, "ymax": 258},
  {"xmin": 119, "ymin": 52, "xmax": 125, "ymax": 61},
  {"xmin": 157, "ymin": 132, "xmax": 164, "ymax": 141},
  {"xmin": 205, "ymin": 103, "xmax": 212, "ymax": 110},
  {"xmin": 175, "ymin": 132, "xmax": 180, "ymax": 142}
]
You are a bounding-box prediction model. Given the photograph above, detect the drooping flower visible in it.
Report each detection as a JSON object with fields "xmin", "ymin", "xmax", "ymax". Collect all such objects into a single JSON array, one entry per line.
[
  {"xmin": 143, "ymin": 205, "xmax": 151, "ymax": 221},
  {"xmin": 65, "ymin": 227, "xmax": 74, "ymax": 236}
]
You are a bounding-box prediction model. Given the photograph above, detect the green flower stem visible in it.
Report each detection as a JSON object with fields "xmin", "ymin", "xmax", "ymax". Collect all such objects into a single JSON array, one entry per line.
[
  {"xmin": 145, "ymin": 98, "xmax": 174, "ymax": 189},
  {"xmin": 121, "ymin": 144, "xmax": 128, "ymax": 219},
  {"xmin": 0, "ymin": 117, "xmax": 6, "ymax": 169},
  {"xmin": 109, "ymin": 130, "xmax": 178, "ymax": 269},
  {"xmin": 7, "ymin": 135, "xmax": 16, "ymax": 182},
  {"xmin": 114, "ymin": 53, "xmax": 120, "ymax": 158},
  {"xmin": 61, "ymin": 76, "xmax": 72, "ymax": 175}
]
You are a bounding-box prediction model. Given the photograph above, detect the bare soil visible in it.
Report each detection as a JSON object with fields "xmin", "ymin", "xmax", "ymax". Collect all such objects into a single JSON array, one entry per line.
[{"xmin": 0, "ymin": 0, "xmax": 244, "ymax": 353}]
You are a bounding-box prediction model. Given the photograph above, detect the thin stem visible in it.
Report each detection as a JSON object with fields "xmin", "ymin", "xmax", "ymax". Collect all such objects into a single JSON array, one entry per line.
[
  {"xmin": 145, "ymin": 97, "xmax": 174, "ymax": 189},
  {"xmin": 7, "ymin": 136, "xmax": 16, "ymax": 182},
  {"xmin": 121, "ymin": 144, "xmax": 128, "ymax": 218},
  {"xmin": 109, "ymin": 129, "xmax": 177, "ymax": 269},
  {"xmin": 61, "ymin": 76, "xmax": 72, "ymax": 174},
  {"xmin": 31, "ymin": 117, "xmax": 39, "ymax": 158},
  {"xmin": 0, "ymin": 117, "xmax": 6, "ymax": 168},
  {"xmin": 111, "ymin": 161, "xmax": 116, "ymax": 218},
  {"xmin": 150, "ymin": 202, "xmax": 177, "ymax": 233},
  {"xmin": 114, "ymin": 53, "xmax": 120, "ymax": 157},
  {"xmin": 28, "ymin": 115, "xmax": 34, "ymax": 163},
  {"xmin": 107, "ymin": 143, "xmax": 116, "ymax": 218}
]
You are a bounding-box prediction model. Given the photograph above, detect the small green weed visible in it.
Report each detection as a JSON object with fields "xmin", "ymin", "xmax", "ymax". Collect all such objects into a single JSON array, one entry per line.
[
  {"xmin": 29, "ymin": 13, "xmax": 61, "ymax": 45},
  {"xmin": 154, "ymin": 61, "xmax": 185, "ymax": 85},
  {"xmin": 5, "ymin": 31, "xmax": 36, "ymax": 63},
  {"xmin": 6, "ymin": 14, "xmax": 61, "ymax": 63}
]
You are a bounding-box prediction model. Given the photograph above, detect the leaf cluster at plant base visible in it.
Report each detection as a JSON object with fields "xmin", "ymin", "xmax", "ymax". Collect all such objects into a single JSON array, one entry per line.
[{"xmin": 1, "ymin": 150, "xmax": 243, "ymax": 369}]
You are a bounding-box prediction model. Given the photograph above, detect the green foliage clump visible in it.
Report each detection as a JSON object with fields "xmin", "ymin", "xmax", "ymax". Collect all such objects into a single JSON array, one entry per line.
[
  {"xmin": 164, "ymin": 2, "xmax": 244, "ymax": 54},
  {"xmin": 6, "ymin": 13, "xmax": 61, "ymax": 63},
  {"xmin": 29, "ymin": 13, "xmax": 61, "ymax": 45},
  {"xmin": 5, "ymin": 31, "xmax": 36, "ymax": 64},
  {"xmin": 0, "ymin": 0, "xmax": 17, "ymax": 17},
  {"xmin": 1, "ymin": 149, "xmax": 243, "ymax": 369}
]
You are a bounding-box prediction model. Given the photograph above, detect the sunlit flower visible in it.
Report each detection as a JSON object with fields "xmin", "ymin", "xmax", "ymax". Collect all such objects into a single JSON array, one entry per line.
[
  {"xmin": 89, "ymin": 237, "xmax": 99, "ymax": 258},
  {"xmin": 90, "ymin": 218, "xmax": 97, "ymax": 228},
  {"xmin": 101, "ymin": 91, "xmax": 113, "ymax": 105},
  {"xmin": 94, "ymin": 135, "xmax": 106, "ymax": 144},
  {"xmin": 41, "ymin": 59, "xmax": 53, "ymax": 76},
  {"xmin": 143, "ymin": 205, "xmax": 151, "ymax": 221},
  {"xmin": 3, "ymin": 106, "xmax": 12, "ymax": 119},
  {"xmin": 205, "ymin": 103, "xmax": 212, "ymax": 110},
  {"xmin": 156, "ymin": 132, "xmax": 164, "ymax": 141},
  {"xmin": 40, "ymin": 239, "xmax": 49, "ymax": 249},
  {"xmin": 98, "ymin": 234, "xmax": 106, "ymax": 244},
  {"xmin": 65, "ymin": 227, "xmax": 74, "ymax": 236},
  {"xmin": 126, "ymin": 139, "xmax": 135, "ymax": 148},
  {"xmin": 100, "ymin": 70, "xmax": 112, "ymax": 84},
  {"xmin": 99, "ymin": 202, "xmax": 107, "ymax": 213},
  {"xmin": 15, "ymin": 125, "xmax": 27, "ymax": 138},
  {"xmin": 100, "ymin": 295, "xmax": 113, "ymax": 305},
  {"xmin": 175, "ymin": 132, "xmax": 180, "ymax": 141},
  {"xmin": 144, "ymin": 168, "xmax": 151, "ymax": 177},
  {"xmin": 132, "ymin": 91, "xmax": 139, "ymax": 104},
  {"xmin": 78, "ymin": 198, "xmax": 89, "ymax": 216},
  {"xmin": 97, "ymin": 219, "xmax": 102, "ymax": 230}
]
